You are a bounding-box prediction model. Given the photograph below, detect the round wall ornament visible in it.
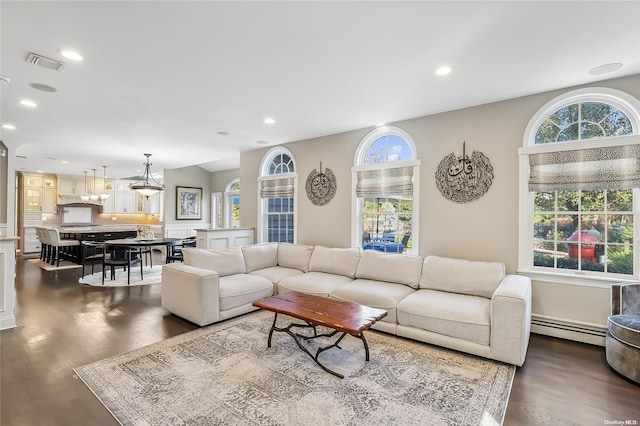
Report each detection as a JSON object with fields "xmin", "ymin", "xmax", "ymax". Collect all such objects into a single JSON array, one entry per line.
[
  {"xmin": 306, "ymin": 162, "xmax": 337, "ymax": 206},
  {"xmin": 435, "ymin": 142, "xmax": 493, "ymax": 203}
]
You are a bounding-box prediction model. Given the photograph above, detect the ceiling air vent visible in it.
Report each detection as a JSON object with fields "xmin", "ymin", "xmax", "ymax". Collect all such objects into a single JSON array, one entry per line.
[{"xmin": 25, "ymin": 52, "xmax": 65, "ymax": 71}]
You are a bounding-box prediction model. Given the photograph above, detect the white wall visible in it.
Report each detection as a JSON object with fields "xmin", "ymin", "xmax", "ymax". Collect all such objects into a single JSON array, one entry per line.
[{"xmin": 239, "ymin": 74, "xmax": 640, "ymax": 338}]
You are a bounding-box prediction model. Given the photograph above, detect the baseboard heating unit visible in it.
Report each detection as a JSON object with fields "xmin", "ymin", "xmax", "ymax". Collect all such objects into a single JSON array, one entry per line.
[{"xmin": 531, "ymin": 314, "xmax": 607, "ymax": 346}]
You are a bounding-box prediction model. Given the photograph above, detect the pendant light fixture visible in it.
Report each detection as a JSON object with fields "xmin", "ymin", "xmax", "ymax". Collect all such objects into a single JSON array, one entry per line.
[
  {"xmin": 80, "ymin": 171, "xmax": 90, "ymax": 202},
  {"xmin": 99, "ymin": 165, "xmax": 110, "ymax": 201},
  {"xmin": 129, "ymin": 153, "xmax": 165, "ymax": 197},
  {"xmin": 90, "ymin": 169, "xmax": 99, "ymax": 201}
]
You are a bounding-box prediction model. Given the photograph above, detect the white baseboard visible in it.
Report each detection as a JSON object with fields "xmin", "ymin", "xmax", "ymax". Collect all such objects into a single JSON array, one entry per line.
[
  {"xmin": 0, "ymin": 314, "xmax": 17, "ymax": 330},
  {"xmin": 531, "ymin": 314, "xmax": 606, "ymax": 346}
]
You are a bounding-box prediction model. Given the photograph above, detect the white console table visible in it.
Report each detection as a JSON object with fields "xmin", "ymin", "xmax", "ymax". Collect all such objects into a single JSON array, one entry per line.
[
  {"xmin": 0, "ymin": 236, "xmax": 18, "ymax": 330},
  {"xmin": 195, "ymin": 228, "xmax": 255, "ymax": 249}
]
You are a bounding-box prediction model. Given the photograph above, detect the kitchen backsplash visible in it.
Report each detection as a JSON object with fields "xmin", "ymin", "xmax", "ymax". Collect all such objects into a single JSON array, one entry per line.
[{"xmin": 42, "ymin": 211, "xmax": 163, "ymax": 227}]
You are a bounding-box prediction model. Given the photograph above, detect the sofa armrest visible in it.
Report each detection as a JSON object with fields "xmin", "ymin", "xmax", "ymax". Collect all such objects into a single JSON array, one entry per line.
[
  {"xmin": 161, "ymin": 263, "xmax": 221, "ymax": 326},
  {"xmin": 612, "ymin": 282, "xmax": 640, "ymax": 315},
  {"xmin": 490, "ymin": 274, "xmax": 532, "ymax": 366}
]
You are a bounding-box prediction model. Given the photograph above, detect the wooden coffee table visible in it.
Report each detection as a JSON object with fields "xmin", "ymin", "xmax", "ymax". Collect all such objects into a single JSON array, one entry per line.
[{"xmin": 252, "ymin": 292, "xmax": 387, "ymax": 378}]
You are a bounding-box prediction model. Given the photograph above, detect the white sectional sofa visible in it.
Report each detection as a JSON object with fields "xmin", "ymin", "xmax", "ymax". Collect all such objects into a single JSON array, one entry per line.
[{"xmin": 161, "ymin": 243, "xmax": 532, "ymax": 366}]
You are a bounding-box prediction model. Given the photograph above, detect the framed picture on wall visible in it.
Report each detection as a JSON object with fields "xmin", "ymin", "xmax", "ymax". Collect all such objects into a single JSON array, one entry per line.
[{"xmin": 176, "ymin": 186, "xmax": 202, "ymax": 220}]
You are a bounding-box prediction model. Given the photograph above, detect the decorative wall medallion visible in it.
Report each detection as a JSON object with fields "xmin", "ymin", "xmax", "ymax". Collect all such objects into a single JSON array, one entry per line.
[
  {"xmin": 306, "ymin": 162, "xmax": 337, "ymax": 206},
  {"xmin": 435, "ymin": 142, "xmax": 494, "ymax": 203}
]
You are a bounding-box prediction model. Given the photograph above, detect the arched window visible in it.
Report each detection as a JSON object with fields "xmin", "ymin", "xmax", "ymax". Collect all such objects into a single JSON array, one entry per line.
[
  {"xmin": 519, "ymin": 88, "xmax": 640, "ymax": 282},
  {"xmin": 352, "ymin": 126, "xmax": 420, "ymax": 254},
  {"xmin": 258, "ymin": 148, "xmax": 297, "ymax": 243},
  {"xmin": 224, "ymin": 178, "xmax": 240, "ymax": 229}
]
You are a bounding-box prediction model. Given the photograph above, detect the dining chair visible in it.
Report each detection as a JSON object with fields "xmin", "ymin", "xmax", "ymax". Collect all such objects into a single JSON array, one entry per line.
[
  {"xmin": 102, "ymin": 244, "xmax": 144, "ymax": 285},
  {"xmin": 81, "ymin": 241, "xmax": 105, "ymax": 278},
  {"xmin": 165, "ymin": 237, "xmax": 197, "ymax": 263}
]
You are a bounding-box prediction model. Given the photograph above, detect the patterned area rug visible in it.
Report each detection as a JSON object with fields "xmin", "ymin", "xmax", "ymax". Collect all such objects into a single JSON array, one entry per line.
[
  {"xmin": 78, "ymin": 266, "xmax": 162, "ymax": 287},
  {"xmin": 74, "ymin": 311, "xmax": 514, "ymax": 425}
]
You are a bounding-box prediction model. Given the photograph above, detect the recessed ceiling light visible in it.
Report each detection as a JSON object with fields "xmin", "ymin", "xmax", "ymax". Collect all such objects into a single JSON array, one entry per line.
[
  {"xmin": 61, "ymin": 161, "xmax": 68, "ymax": 164},
  {"xmin": 60, "ymin": 50, "xmax": 83, "ymax": 61},
  {"xmin": 256, "ymin": 140, "xmax": 269, "ymax": 145},
  {"xmin": 435, "ymin": 66, "xmax": 452, "ymax": 76},
  {"xmin": 29, "ymin": 83, "xmax": 57, "ymax": 92},
  {"xmin": 217, "ymin": 131, "xmax": 231, "ymax": 136},
  {"xmin": 20, "ymin": 99, "xmax": 37, "ymax": 107},
  {"xmin": 264, "ymin": 118, "xmax": 276, "ymax": 124},
  {"xmin": 588, "ymin": 63, "xmax": 623, "ymax": 76},
  {"xmin": 2, "ymin": 124, "xmax": 16, "ymax": 130},
  {"xmin": 37, "ymin": 170, "xmax": 44, "ymax": 173}
]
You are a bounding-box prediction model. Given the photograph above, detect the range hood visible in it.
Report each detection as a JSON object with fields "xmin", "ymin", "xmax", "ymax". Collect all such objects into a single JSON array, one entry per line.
[{"xmin": 57, "ymin": 194, "xmax": 103, "ymax": 206}]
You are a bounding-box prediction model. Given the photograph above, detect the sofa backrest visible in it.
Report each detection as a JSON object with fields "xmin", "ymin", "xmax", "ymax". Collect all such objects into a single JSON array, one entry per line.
[
  {"xmin": 308, "ymin": 245, "xmax": 361, "ymax": 278},
  {"xmin": 182, "ymin": 247, "xmax": 246, "ymax": 277},
  {"xmin": 356, "ymin": 250, "xmax": 424, "ymax": 288},
  {"xmin": 242, "ymin": 243, "xmax": 279, "ymax": 272},
  {"xmin": 420, "ymin": 255, "xmax": 505, "ymax": 298},
  {"xmin": 277, "ymin": 243, "xmax": 314, "ymax": 272}
]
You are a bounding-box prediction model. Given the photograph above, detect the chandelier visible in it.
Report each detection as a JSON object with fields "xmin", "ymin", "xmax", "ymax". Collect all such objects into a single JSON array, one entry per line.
[
  {"xmin": 90, "ymin": 169, "xmax": 100, "ymax": 201},
  {"xmin": 80, "ymin": 171, "xmax": 90, "ymax": 202},
  {"xmin": 99, "ymin": 166, "xmax": 110, "ymax": 201},
  {"xmin": 129, "ymin": 153, "xmax": 165, "ymax": 197}
]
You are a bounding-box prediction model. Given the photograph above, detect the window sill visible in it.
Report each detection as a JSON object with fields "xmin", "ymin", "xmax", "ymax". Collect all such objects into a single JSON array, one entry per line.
[{"xmin": 517, "ymin": 269, "xmax": 637, "ymax": 289}]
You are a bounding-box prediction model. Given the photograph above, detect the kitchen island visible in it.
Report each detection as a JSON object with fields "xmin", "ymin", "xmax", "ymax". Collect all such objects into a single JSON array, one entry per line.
[{"xmin": 57, "ymin": 226, "xmax": 138, "ymax": 242}]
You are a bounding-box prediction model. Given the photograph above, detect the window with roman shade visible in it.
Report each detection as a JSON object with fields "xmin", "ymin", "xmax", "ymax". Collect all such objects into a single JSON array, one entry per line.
[
  {"xmin": 352, "ymin": 126, "xmax": 420, "ymax": 254},
  {"xmin": 258, "ymin": 148, "xmax": 297, "ymax": 243},
  {"xmin": 519, "ymin": 87, "xmax": 640, "ymax": 281}
]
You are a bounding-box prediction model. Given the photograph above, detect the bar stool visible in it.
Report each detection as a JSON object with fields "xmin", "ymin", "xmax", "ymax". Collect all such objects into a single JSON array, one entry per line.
[
  {"xmin": 46, "ymin": 228, "xmax": 80, "ymax": 267},
  {"xmin": 35, "ymin": 226, "xmax": 50, "ymax": 262}
]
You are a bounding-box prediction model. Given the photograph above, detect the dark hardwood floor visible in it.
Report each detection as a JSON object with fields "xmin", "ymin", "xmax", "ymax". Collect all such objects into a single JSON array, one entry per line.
[{"xmin": 1, "ymin": 256, "xmax": 639, "ymax": 425}]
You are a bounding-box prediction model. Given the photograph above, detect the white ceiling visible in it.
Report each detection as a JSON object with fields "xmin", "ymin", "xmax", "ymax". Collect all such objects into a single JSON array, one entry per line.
[{"xmin": 2, "ymin": 1, "xmax": 640, "ymax": 180}]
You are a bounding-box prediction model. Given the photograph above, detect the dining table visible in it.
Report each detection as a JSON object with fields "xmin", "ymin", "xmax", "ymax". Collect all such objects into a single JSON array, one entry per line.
[
  {"xmin": 103, "ymin": 237, "xmax": 182, "ymax": 248},
  {"xmin": 103, "ymin": 237, "xmax": 183, "ymax": 266}
]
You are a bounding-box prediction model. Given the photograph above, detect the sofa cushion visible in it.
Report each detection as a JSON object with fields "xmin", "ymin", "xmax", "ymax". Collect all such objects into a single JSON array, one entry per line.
[
  {"xmin": 330, "ymin": 279, "xmax": 415, "ymax": 324},
  {"xmin": 278, "ymin": 272, "xmax": 353, "ymax": 297},
  {"xmin": 308, "ymin": 245, "xmax": 361, "ymax": 278},
  {"xmin": 355, "ymin": 250, "xmax": 423, "ymax": 289},
  {"xmin": 249, "ymin": 266, "xmax": 304, "ymax": 286},
  {"xmin": 218, "ymin": 274, "xmax": 274, "ymax": 311},
  {"xmin": 420, "ymin": 255, "xmax": 505, "ymax": 298},
  {"xmin": 182, "ymin": 247, "xmax": 246, "ymax": 277},
  {"xmin": 242, "ymin": 243, "xmax": 278, "ymax": 273},
  {"xmin": 397, "ymin": 289, "xmax": 491, "ymax": 345},
  {"xmin": 277, "ymin": 243, "xmax": 314, "ymax": 272}
]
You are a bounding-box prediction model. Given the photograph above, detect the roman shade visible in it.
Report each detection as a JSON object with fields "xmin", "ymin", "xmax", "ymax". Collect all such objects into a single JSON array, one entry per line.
[
  {"xmin": 356, "ymin": 165, "xmax": 413, "ymax": 197},
  {"xmin": 528, "ymin": 144, "xmax": 640, "ymax": 191},
  {"xmin": 260, "ymin": 177, "xmax": 294, "ymax": 198}
]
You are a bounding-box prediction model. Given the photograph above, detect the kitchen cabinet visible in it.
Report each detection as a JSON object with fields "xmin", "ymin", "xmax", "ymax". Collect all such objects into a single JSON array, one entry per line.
[
  {"xmin": 102, "ymin": 181, "xmax": 137, "ymax": 213},
  {"xmin": 17, "ymin": 173, "xmax": 57, "ymax": 253},
  {"xmin": 144, "ymin": 192, "xmax": 161, "ymax": 214},
  {"xmin": 19, "ymin": 173, "xmax": 57, "ymax": 213},
  {"xmin": 58, "ymin": 175, "xmax": 104, "ymax": 197},
  {"xmin": 58, "ymin": 177, "xmax": 75, "ymax": 194}
]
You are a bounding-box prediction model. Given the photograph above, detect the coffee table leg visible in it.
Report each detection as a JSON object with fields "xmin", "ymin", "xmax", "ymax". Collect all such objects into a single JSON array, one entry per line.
[
  {"xmin": 358, "ymin": 332, "xmax": 370, "ymax": 361},
  {"xmin": 264, "ymin": 318, "xmax": 373, "ymax": 379},
  {"xmin": 267, "ymin": 313, "xmax": 278, "ymax": 348}
]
